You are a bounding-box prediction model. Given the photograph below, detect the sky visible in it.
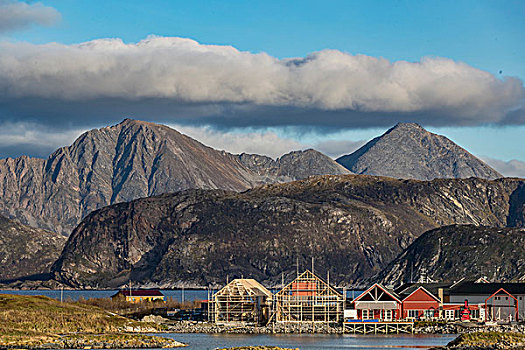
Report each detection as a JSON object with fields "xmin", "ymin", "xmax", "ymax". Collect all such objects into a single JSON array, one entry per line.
[{"xmin": 0, "ymin": 0, "xmax": 524, "ymax": 176}]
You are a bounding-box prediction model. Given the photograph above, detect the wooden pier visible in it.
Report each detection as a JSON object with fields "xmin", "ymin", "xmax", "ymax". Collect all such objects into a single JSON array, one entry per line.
[{"xmin": 343, "ymin": 321, "xmax": 414, "ymax": 334}]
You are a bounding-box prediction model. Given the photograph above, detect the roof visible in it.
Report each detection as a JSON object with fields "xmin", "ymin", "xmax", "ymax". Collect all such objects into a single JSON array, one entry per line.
[
  {"xmin": 395, "ymin": 282, "xmax": 453, "ymax": 298},
  {"xmin": 113, "ymin": 290, "xmax": 164, "ymax": 297},
  {"xmin": 353, "ymin": 283, "xmax": 401, "ymax": 303},
  {"xmin": 449, "ymin": 282, "xmax": 525, "ymax": 296},
  {"xmin": 402, "ymin": 286, "xmax": 441, "ymax": 303},
  {"xmin": 214, "ymin": 279, "xmax": 273, "ymax": 298},
  {"xmin": 275, "ymin": 270, "xmax": 343, "ymax": 298}
]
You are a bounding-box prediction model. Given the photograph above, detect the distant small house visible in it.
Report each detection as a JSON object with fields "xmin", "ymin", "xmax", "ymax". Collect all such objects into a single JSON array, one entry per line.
[{"xmin": 111, "ymin": 290, "xmax": 165, "ymax": 303}]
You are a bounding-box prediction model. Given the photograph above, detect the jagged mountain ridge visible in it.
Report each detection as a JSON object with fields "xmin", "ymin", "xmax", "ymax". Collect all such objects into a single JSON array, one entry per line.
[
  {"xmin": 371, "ymin": 225, "xmax": 525, "ymax": 287},
  {"xmin": 239, "ymin": 149, "xmax": 351, "ymax": 182},
  {"xmin": 51, "ymin": 175, "xmax": 525, "ymax": 288},
  {"xmin": 0, "ymin": 215, "xmax": 67, "ymax": 281},
  {"xmin": 336, "ymin": 123, "xmax": 502, "ymax": 181},
  {"xmin": 0, "ymin": 119, "xmax": 349, "ymax": 235}
]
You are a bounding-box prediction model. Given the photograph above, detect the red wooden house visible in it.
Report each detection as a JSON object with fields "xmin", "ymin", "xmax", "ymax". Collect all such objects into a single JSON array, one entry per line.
[{"xmin": 401, "ymin": 286, "xmax": 440, "ymax": 320}]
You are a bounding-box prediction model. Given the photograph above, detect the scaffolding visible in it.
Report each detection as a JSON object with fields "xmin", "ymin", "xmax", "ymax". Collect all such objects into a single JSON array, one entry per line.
[
  {"xmin": 274, "ymin": 270, "xmax": 343, "ymax": 324},
  {"xmin": 211, "ymin": 279, "xmax": 273, "ymax": 325}
]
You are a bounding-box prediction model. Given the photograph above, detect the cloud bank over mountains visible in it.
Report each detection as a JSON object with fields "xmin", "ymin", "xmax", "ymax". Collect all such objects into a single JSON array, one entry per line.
[
  {"xmin": 0, "ymin": 36, "xmax": 523, "ymax": 129},
  {"xmin": 482, "ymin": 157, "xmax": 525, "ymax": 178},
  {"xmin": 0, "ymin": 35, "xmax": 523, "ymax": 171},
  {"xmin": 0, "ymin": 0, "xmax": 60, "ymax": 33}
]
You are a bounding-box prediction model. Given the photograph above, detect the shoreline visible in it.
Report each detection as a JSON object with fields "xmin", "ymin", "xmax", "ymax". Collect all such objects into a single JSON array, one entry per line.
[{"xmin": 156, "ymin": 319, "xmax": 525, "ymax": 335}]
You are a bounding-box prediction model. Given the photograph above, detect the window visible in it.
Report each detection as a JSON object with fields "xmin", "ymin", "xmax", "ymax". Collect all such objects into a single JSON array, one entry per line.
[
  {"xmin": 407, "ymin": 310, "xmax": 419, "ymax": 318},
  {"xmin": 362, "ymin": 309, "xmax": 372, "ymax": 320},
  {"xmin": 445, "ymin": 310, "xmax": 455, "ymax": 319},
  {"xmin": 424, "ymin": 309, "xmax": 435, "ymax": 319},
  {"xmin": 383, "ymin": 309, "xmax": 392, "ymax": 321}
]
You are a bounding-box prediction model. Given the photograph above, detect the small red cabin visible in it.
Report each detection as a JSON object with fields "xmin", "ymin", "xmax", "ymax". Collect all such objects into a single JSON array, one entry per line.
[{"xmin": 401, "ymin": 286, "xmax": 440, "ymax": 320}]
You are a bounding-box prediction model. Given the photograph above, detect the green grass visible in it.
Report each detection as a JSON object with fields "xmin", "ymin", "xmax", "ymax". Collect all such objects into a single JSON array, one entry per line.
[
  {"xmin": 414, "ymin": 320, "xmax": 448, "ymax": 327},
  {"xmin": 450, "ymin": 332, "xmax": 525, "ymax": 346},
  {"xmin": 0, "ymin": 294, "xmax": 183, "ymax": 348}
]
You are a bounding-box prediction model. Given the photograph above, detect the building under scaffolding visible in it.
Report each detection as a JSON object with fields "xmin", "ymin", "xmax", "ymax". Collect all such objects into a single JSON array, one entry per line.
[
  {"xmin": 274, "ymin": 270, "xmax": 344, "ymax": 323},
  {"xmin": 211, "ymin": 279, "xmax": 273, "ymax": 325}
]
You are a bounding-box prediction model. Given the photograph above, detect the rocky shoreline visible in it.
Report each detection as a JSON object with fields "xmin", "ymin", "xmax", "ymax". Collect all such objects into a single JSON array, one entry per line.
[
  {"xmin": 148, "ymin": 317, "xmax": 525, "ymax": 336},
  {"xmin": 0, "ymin": 334, "xmax": 186, "ymax": 349}
]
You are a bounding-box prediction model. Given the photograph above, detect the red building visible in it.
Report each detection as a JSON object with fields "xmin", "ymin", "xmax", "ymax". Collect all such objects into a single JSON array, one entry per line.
[{"xmin": 401, "ymin": 286, "xmax": 440, "ymax": 320}]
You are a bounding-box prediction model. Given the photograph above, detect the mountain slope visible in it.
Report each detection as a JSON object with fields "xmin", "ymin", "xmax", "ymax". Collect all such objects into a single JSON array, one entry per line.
[
  {"xmin": 336, "ymin": 123, "xmax": 502, "ymax": 181},
  {"xmin": 0, "ymin": 215, "xmax": 67, "ymax": 280},
  {"xmin": 51, "ymin": 175, "xmax": 525, "ymax": 288},
  {"xmin": 0, "ymin": 119, "xmax": 349, "ymax": 235},
  {"xmin": 239, "ymin": 149, "xmax": 350, "ymax": 182},
  {"xmin": 372, "ymin": 225, "xmax": 525, "ymax": 287}
]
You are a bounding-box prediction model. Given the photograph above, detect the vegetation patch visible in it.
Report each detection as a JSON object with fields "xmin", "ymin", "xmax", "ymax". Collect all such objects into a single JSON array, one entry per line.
[
  {"xmin": 449, "ymin": 332, "xmax": 525, "ymax": 347},
  {"xmin": 415, "ymin": 320, "xmax": 448, "ymax": 327},
  {"xmin": 0, "ymin": 294, "xmax": 184, "ymax": 348}
]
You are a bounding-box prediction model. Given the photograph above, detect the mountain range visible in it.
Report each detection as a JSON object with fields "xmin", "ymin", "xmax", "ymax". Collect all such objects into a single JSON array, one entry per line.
[
  {"xmin": 0, "ymin": 120, "xmax": 503, "ymax": 237},
  {"xmin": 0, "ymin": 119, "xmax": 349, "ymax": 236},
  {"xmin": 0, "ymin": 118, "xmax": 516, "ymax": 287},
  {"xmin": 51, "ymin": 175, "xmax": 525, "ymax": 288}
]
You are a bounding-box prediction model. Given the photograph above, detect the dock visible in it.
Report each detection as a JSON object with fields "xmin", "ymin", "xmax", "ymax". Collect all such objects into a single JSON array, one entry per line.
[{"xmin": 343, "ymin": 321, "xmax": 414, "ymax": 334}]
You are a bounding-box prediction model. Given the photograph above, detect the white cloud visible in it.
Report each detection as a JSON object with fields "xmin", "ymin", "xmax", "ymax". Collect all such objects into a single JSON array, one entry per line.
[
  {"xmin": 315, "ymin": 139, "xmax": 366, "ymax": 158},
  {"xmin": 482, "ymin": 157, "xmax": 525, "ymax": 178},
  {"xmin": 0, "ymin": 0, "xmax": 60, "ymax": 32},
  {"xmin": 0, "ymin": 120, "xmax": 367, "ymax": 160},
  {"xmin": 0, "ymin": 36, "xmax": 522, "ymax": 125},
  {"xmin": 0, "ymin": 121, "xmax": 85, "ymax": 158},
  {"xmin": 171, "ymin": 124, "xmax": 307, "ymax": 159}
]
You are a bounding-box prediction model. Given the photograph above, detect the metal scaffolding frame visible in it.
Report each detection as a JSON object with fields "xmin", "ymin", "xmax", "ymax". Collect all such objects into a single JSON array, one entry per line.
[{"xmin": 274, "ymin": 270, "xmax": 343, "ymax": 324}]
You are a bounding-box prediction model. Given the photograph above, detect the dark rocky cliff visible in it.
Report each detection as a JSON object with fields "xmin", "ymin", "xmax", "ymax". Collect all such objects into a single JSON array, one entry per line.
[
  {"xmin": 0, "ymin": 215, "xmax": 66, "ymax": 280},
  {"xmin": 52, "ymin": 175, "xmax": 525, "ymax": 288},
  {"xmin": 372, "ymin": 224, "xmax": 525, "ymax": 287},
  {"xmin": 337, "ymin": 123, "xmax": 502, "ymax": 181},
  {"xmin": 0, "ymin": 119, "xmax": 349, "ymax": 235}
]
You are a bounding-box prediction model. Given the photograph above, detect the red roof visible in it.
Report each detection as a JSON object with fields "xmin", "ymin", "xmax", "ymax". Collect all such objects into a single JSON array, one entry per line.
[{"xmin": 115, "ymin": 290, "xmax": 164, "ymax": 297}]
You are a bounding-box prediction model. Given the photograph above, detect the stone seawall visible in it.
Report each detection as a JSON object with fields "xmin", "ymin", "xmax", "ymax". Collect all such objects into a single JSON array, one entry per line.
[{"xmin": 159, "ymin": 319, "xmax": 525, "ymax": 335}]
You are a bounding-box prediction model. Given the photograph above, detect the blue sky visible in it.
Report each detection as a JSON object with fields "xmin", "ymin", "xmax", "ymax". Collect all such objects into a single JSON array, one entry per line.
[
  {"xmin": 0, "ymin": 0, "xmax": 524, "ymax": 174},
  {"xmin": 11, "ymin": 0, "xmax": 524, "ymax": 79}
]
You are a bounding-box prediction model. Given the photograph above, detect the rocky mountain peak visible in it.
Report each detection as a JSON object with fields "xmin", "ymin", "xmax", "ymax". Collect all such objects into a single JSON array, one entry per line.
[
  {"xmin": 0, "ymin": 119, "xmax": 348, "ymax": 235},
  {"xmin": 389, "ymin": 122, "xmax": 425, "ymax": 131},
  {"xmin": 336, "ymin": 123, "xmax": 502, "ymax": 181}
]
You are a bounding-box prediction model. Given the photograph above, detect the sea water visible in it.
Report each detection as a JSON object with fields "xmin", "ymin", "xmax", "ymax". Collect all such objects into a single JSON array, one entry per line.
[{"xmin": 158, "ymin": 333, "xmax": 456, "ymax": 350}]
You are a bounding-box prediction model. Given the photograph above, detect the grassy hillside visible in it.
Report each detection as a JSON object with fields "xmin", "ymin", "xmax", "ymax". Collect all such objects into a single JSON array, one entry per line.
[
  {"xmin": 0, "ymin": 294, "xmax": 184, "ymax": 348},
  {"xmin": 448, "ymin": 332, "xmax": 525, "ymax": 348}
]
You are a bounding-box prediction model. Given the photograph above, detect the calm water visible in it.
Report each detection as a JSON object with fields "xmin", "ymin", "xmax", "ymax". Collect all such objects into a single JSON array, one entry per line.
[
  {"xmin": 0, "ymin": 289, "xmax": 209, "ymax": 301},
  {"xmin": 158, "ymin": 333, "xmax": 456, "ymax": 350},
  {"xmin": 0, "ymin": 289, "xmax": 363, "ymax": 302}
]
